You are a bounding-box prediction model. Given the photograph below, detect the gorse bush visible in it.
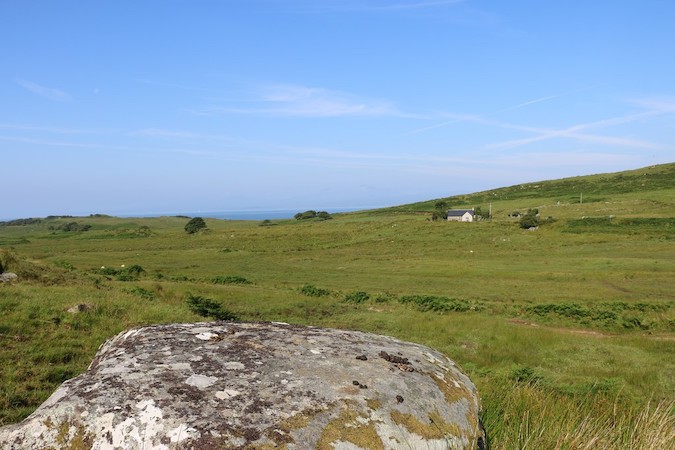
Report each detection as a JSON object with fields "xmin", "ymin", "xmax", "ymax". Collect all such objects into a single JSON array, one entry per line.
[
  {"xmin": 185, "ymin": 294, "xmax": 238, "ymax": 321},
  {"xmin": 97, "ymin": 265, "xmax": 146, "ymax": 281},
  {"xmin": 398, "ymin": 295, "xmax": 482, "ymax": 313},
  {"xmin": 519, "ymin": 208, "xmax": 540, "ymax": 229},
  {"xmin": 184, "ymin": 217, "xmax": 207, "ymax": 234},
  {"xmin": 300, "ymin": 284, "xmax": 331, "ymax": 297},
  {"xmin": 294, "ymin": 210, "xmax": 332, "ymax": 220},
  {"xmin": 212, "ymin": 275, "xmax": 251, "ymax": 285},
  {"xmin": 344, "ymin": 291, "xmax": 370, "ymax": 303},
  {"xmin": 128, "ymin": 287, "xmax": 156, "ymax": 300}
]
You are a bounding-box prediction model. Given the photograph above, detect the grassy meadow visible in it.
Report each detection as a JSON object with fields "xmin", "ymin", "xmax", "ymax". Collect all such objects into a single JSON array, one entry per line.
[{"xmin": 1, "ymin": 163, "xmax": 674, "ymax": 448}]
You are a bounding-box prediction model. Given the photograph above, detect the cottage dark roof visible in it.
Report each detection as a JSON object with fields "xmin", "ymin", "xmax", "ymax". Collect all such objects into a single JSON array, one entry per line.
[{"xmin": 447, "ymin": 209, "xmax": 475, "ymax": 216}]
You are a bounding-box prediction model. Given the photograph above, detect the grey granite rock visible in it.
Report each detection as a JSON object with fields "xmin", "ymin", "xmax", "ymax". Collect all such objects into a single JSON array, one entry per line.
[{"xmin": 0, "ymin": 322, "xmax": 484, "ymax": 449}]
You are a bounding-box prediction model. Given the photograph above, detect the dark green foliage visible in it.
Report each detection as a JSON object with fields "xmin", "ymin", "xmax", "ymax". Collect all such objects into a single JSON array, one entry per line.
[
  {"xmin": 344, "ymin": 291, "xmax": 370, "ymax": 303},
  {"xmin": 399, "ymin": 295, "xmax": 479, "ymax": 313},
  {"xmin": 212, "ymin": 275, "xmax": 251, "ymax": 285},
  {"xmin": 524, "ymin": 301, "xmax": 671, "ymax": 330},
  {"xmin": 186, "ymin": 294, "xmax": 238, "ymax": 321},
  {"xmin": 259, "ymin": 219, "xmax": 276, "ymax": 227},
  {"xmin": 434, "ymin": 200, "xmax": 448, "ymax": 210},
  {"xmin": 184, "ymin": 217, "xmax": 207, "ymax": 234},
  {"xmin": 430, "ymin": 201, "xmax": 449, "ymax": 221},
  {"xmin": 0, "ymin": 218, "xmax": 42, "ymax": 227},
  {"xmin": 97, "ymin": 264, "xmax": 146, "ymax": 281},
  {"xmin": 300, "ymin": 284, "xmax": 331, "ymax": 297},
  {"xmin": 519, "ymin": 208, "xmax": 540, "ymax": 229},
  {"xmin": 509, "ymin": 365, "xmax": 542, "ymax": 384},
  {"xmin": 128, "ymin": 287, "xmax": 156, "ymax": 300},
  {"xmin": 474, "ymin": 205, "xmax": 491, "ymax": 220},
  {"xmin": 58, "ymin": 222, "xmax": 91, "ymax": 232},
  {"xmin": 294, "ymin": 210, "xmax": 332, "ymax": 220},
  {"xmin": 295, "ymin": 210, "xmax": 317, "ymax": 220}
]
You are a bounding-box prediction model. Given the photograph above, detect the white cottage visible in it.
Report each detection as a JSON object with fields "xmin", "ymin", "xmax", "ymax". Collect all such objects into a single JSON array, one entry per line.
[{"xmin": 447, "ymin": 209, "xmax": 475, "ymax": 222}]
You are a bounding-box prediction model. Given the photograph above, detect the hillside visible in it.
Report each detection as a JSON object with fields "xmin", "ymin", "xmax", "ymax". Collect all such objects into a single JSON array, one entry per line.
[
  {"xmin": 0, "ymin": 163, "xmax": 673, "ymax": 448},
  {"xmin": 377, "ymin": 162, "xmax": 675, "ymax": 215}
]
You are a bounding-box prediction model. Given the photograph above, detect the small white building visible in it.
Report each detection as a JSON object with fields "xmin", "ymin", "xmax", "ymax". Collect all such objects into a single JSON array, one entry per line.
[{"xmin": 447, "ymin": 209, "xmax": 475, "ymax": 222}]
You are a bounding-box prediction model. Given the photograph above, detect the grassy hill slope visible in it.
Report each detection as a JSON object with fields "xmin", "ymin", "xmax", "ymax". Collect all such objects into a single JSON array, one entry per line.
[{"xmin": 1, "ymin": 163, "xmax": 673, "ymax": 448}]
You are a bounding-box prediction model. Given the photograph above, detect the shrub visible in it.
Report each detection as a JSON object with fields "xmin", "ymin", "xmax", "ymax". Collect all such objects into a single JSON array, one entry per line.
[
  {"xmin": 128, "ymin": 287, "xmax": 156, "ymax": 300},
  {"xmin": 300, "ymin": 284, "xmax": 331, "ymax": 297},
  {"xmin": 519, "ymin": 209, "xmax": 540, "ymax": 229},
  {"xmin": 294, "ymin": 210, "xmax": 317, "ymax": 220},
  {"xmin": 186, "ymin": 294, "xmax": 238, "ymax": 321},
  {"xmin": 294, "ymin": 210, "xmax": 332, "ymax": 220},
  {"xmin": 98, "ymin": 264, "xmax": 145, "ymax": 281},
  {"xmin": 399, "ymin": 295, "xmax": 475, "ymax": 313},
  {"xmin": 509, "ymin": 365, "xmax": 542, "ymax": 384},
  {"xmin": 212, "ymin": 275, "xmax": 251, "ymax": 285},
  {"xmin": 184, "ymin": 217, "xmax": 207, "ymax": 234},
  {"xmin": 344, "ymin": 291, "xmax": 369, "ymax": 303},
  {"xmin": 60, "ymin": 222, "xmax": 91, "ymax": 232}
]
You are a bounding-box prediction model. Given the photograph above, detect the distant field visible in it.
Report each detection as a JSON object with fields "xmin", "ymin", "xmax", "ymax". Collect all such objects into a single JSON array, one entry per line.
[{"xmin": 1, "ymin": 163, "xmax": 674, "ymax": 448}]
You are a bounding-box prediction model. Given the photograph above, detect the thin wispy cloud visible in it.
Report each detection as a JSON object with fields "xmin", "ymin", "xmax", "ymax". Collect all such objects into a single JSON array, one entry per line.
[
  {"xmin": 405, "ymin": 88, "xmax": 588, "ymax": 136},
  {"xmin": 0, "ymin": 135, "xmax": 127, "ymax": 151},
  {"xmin": 484, "ymin": 109, "xmax": 666, "ymax": 150},
  {"xmin": 132, "ymin": 128, "xmax": 236, "ymax": 142},
  {"xmin": 0, "ymin": 123, "xmax": 93, "ymax": 134},
  {"xmin": 190, "ymin": 84, "xmax": 409, "ymax": 118},
  {"xmin": 15, "ymin": 78, "xmax": 71, "ymax": 102},
  {"xmin": 285, "ymin": 0, "xmax": 463, "ymax": 13}
]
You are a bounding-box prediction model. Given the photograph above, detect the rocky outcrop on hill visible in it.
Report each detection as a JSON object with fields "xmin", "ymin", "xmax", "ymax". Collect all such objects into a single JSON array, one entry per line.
[{"xmin": 0, "ymin": 322, "xmax": 485, "ymax": 449}]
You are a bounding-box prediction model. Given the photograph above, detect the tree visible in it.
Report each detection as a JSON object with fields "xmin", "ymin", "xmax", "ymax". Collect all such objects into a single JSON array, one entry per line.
[
  {"xmin": 431, "ymin": 201, "xmax": 448, "ymax": 221},
  {"xmin": 185, "ymin": 217, "xmax": 207, "ymax": 234}
]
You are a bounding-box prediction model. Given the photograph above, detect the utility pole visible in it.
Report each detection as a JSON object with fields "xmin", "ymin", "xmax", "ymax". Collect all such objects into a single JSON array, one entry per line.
[{"xmin": 580, "ymin": 192, "xmax": 583, "ymax": 204}]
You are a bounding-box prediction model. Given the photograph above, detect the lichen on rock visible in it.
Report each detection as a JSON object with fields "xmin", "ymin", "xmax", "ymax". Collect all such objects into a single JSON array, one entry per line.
[{"xmin": 0, "ymin": 322, "xmax": 485, "ymax": 449}]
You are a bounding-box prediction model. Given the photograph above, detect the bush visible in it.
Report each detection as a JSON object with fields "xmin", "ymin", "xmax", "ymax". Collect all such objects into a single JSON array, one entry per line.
[
  {"xmin": 399, "ymin": 295, "xmax": 476, "ymax": 312},
  {"xmin": 519, "ymin": 209, "xmax": 540, "ymax": 229},
  {"xmin": 212, "ymin": 275, "xmax": 251, "ymax": 285},
  {"xmin": 128, "ymin": 287, "xmax": 156, "ymax": 300},
  {"xmin": 60, "ymin": 222, "xmax": 91, "ymax": 232},
  {"xmin": 97, "ymin": 264, "xmax": 145, "ymax": 281},
  {"xmin": 344, "ymin": 291, "xmax": 369, "ymax": 303},
  {"xmin": 186, "ymin": 294, "xmax": 238, "ymax": 321},
  {"xmin": 184, "ymin": 217, "xmax": 207, "ymax": 234},
  {"xmin": 300, "ymin": 284, "xmax": 331, "ymax": 297},
  {"xmin": 294, "ymin": 210, "xmax": 332, "ymax": 220},
  {"xmin": 509, "ymin": 365, "xmax": 543, "ymax": 384}
]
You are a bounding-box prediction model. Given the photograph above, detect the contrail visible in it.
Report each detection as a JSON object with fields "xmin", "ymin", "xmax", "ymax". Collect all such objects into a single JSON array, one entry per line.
[{"xmin": 405, "ymin": 86, "xmax": 594, "ymax": 136}]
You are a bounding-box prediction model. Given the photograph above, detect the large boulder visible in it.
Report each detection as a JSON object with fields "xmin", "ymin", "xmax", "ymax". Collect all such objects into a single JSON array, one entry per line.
[{"xmin": 0, "ymin": 322, "xmax": 484, "ymax": 449}]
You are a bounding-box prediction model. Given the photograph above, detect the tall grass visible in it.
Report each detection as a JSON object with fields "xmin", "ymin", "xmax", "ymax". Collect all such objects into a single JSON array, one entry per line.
[{"xmin": 481, "ymin": 380, "xmax": 674, "ymax": 449}]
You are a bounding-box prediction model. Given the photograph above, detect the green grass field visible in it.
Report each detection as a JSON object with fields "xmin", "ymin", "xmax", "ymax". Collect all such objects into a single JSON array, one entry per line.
[{"xmin": 1, "ymin": 163, "xmax": 674, "ymax": 448}]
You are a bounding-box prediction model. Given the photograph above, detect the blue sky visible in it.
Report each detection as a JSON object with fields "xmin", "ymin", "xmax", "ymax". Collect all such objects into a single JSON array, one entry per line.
[{"xmin": 2, "ymin": 0, "xmax": 674, "ymax": 219}]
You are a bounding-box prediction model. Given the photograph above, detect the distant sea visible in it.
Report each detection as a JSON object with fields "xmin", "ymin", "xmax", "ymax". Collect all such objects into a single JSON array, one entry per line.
[{"xmin": 122, "ymin": 207, "xmax": 365, "ymax": 221}]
